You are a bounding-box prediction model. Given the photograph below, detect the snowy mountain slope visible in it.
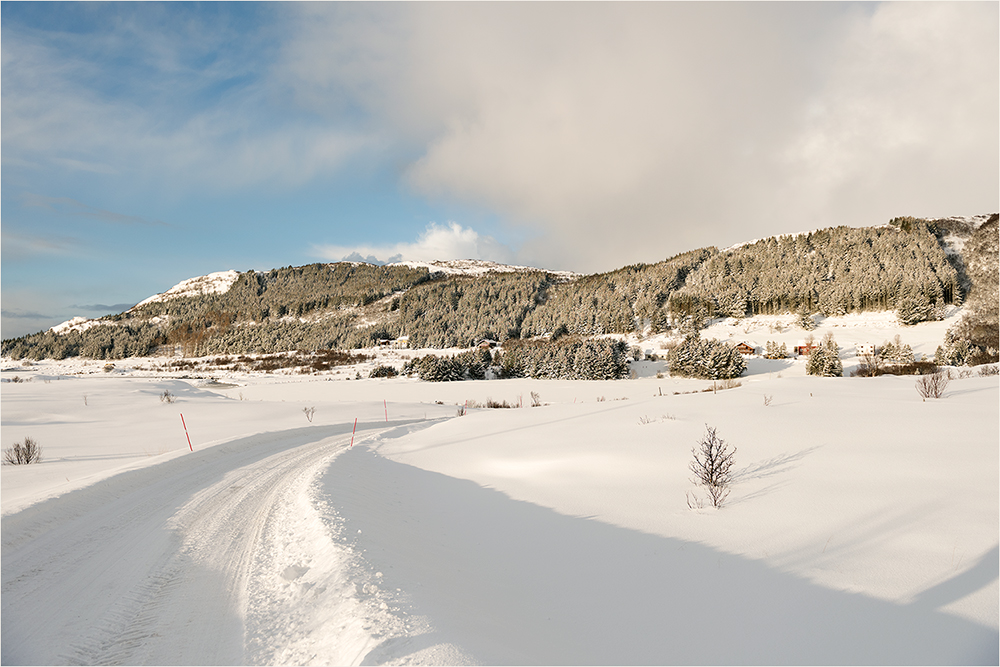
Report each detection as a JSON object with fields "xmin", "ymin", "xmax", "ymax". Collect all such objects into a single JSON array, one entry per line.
[
  {"xmin": 47, "ymin": 270, "xmax": 241, "ymax": 335},
  {"xmin": 933, "ymin": 214, "xmax": 994, "ymax": 256},
  {"xmin": 133, "ymin": 269, "xmax": 240, "ymax": 308},
  {"xmin": 390, "ymin": 258, "xmax": 579, "ymax": 280}
]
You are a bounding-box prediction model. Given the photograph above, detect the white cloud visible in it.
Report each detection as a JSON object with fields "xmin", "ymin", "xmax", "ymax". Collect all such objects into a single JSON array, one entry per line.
[
  {"xmin": 284, "ymin": 3, "xmax": 998, "ymax": 272},
  {"xmin": 312, "ymin": 221, "xmax": 515, "ymax": 265}
]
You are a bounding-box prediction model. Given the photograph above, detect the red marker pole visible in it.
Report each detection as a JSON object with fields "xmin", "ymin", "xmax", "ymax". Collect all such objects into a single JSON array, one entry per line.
[
  {"xmin": 350, "ymin": 417, "xmax": 358, "ymax": 448},
  {"xmin": 180, "ymin": 413, "xmax": 193, "ymax": 451},
  {"xmin": 384, "ymin": 399, "xmax": 388, "ymax": 422}
]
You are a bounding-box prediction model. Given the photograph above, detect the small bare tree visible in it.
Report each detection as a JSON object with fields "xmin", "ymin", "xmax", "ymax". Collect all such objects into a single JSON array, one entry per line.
[
  {"xmin": 4, "ymin": 437, "xmax": 41, "ymax": 465},
  {"xmin": 689, "ymin": 425, "xmax": 736, "ymax": 508},
  {"xmin": 915, "ymin": 372, "xmax": 949, "ymax": 399},
  {"xmin": 530, "ymin": 391, "xmax": 541, "ymax": 407},
  {"xmin": 854, "ymin": 351, "xmax": 883, "ymax": 377},
  {"xmin": 303, "ymin": 406, "xmax": 316, "ymax": 422}
]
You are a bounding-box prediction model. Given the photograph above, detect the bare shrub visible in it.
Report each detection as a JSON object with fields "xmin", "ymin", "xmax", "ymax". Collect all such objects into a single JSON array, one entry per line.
[
  {"xmin": 530, "ymin": 391, "xmax": 541, "ymax": 407},
  {"xmin": 303, "ymin": 406, "xmax": 315, "ymax": 422},
  {"xmin": 4, "ymin": 436, "xmax": 41, "ymax": 465},
  {"xmin": 852, "ymin": 351, "xmax": 883, "ymax": 377},
  {"xmin": 486, "ymin": 398, "xmax": 513, "ymax": 408},
  {"xmin": 689, "ymin": 425, "xmax": 736, "ymax": 508},
  {"xmin": 979, "ymin": 364, "xmax": 999, "ymax": 376},
  {"xmin": 915, "ymin": 372, "xmax": 950, "ymax": 399},
  {"xmin": 160, "ymin": 390, "xmax": 175, "ymax": 404},
  {"xmin": 763, "ymin": 394, "xmax": 773, "ymax": 406},
  {"xmin": 638, "ymin": 415, "xmax": 652, "ymax": 425}
]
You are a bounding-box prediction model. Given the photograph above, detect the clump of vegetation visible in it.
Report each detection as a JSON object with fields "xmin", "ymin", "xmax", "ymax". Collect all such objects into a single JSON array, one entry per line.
[
  {"xmin": 403, "ymin": 338, "xmax": 632, "ymax": 382},
  {"xmin": 667, "ymin": 335, "xmax": 745, "ymax": 380},
  {"xmin": 763, "ymin": 341, "xmax": 788, "ymax": 359},
  {"xmin": 369, "ymin": 365, "xmax": 399, "ymax": 378},
  {"xmin": 4, "ymin": 436, "xmax": 41, "ymax": 465},
  {"xmin": 500, "ymin": 337, "xmax": 631, "ymax": 380},
  {"xmin": 160, "ymin": 390, "xmax": 175, "ymax": 403}
]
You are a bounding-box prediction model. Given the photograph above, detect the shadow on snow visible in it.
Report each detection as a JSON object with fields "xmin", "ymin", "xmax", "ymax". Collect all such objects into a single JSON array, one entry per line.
[{"xmin": 322, "ymin": 446, "xmax": 997, "ymax": 666}]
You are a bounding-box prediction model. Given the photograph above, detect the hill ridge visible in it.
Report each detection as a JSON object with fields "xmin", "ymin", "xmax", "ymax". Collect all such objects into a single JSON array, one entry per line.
[{"xmin": 3, "ymin": 215, "xmax": 996, "ymax": 365}]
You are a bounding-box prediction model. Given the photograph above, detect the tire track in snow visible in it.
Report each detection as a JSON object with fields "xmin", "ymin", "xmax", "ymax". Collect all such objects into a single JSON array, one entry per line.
[{"xmin": 1, "ymin": 420, "xmax": 427, "ymax": 665}]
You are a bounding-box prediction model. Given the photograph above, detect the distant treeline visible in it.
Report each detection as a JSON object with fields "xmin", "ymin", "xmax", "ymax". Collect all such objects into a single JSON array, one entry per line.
[{"xmin": 402, "ymin": 337, "xmax": 635, "ymax": 381}]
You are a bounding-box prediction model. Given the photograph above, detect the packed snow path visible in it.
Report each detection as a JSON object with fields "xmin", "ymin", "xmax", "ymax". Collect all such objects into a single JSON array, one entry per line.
[{"xmin": 0, "ymin": 420, "xmax": 413, "ymax": 665}]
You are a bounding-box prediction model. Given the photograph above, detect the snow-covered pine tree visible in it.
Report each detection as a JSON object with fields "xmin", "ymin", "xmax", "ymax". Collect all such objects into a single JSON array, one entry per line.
[
  {"xmin": 935, "ymin": 329, "xmax": 972, "ymax": 367},
  {"xmin": 668, "ymin": 335, "xmax": 745, "ymax": 379},
  {"xmin": 807, "ymin": 333, "xmax": 842, "ymax": 377}
]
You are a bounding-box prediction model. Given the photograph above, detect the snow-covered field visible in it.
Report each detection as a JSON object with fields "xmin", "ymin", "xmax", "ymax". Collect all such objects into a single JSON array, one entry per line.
[{"xmin": 2, "ymin": 312, "xmax": 997, "ymax": 665}]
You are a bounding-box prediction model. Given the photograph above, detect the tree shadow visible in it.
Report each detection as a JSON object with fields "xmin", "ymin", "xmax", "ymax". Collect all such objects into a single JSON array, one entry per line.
[
  {"xmin": 321, "ymin": 447, "xmax": 998, "ymax": 665},
  {"xmin": 911, "ymin": 545, "xmax": 999, "ymax": 611},
  {"xmin": 732, "ymin": 446, "xmax": 822, "ymax": 482}
]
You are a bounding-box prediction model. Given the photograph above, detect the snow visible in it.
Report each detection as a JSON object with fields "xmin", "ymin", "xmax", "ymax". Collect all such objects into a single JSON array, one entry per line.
[
  {"xmin": 133, "ymin": 269, "xmax": 240, "ymax": 308},
  {"xmin": 390, "ymin": 259, "xmax": 580, "ymax": 280},
  {"xmin": 46, "ymin": 270, "xmax": 241, "ymax": 335},
  {"xmin": 2, "ymin": 312, "xmax": 997, "ymax": 664},
  {"xmin": 49, "ymin": 315, "xmax": 110, "ymax": 335}
]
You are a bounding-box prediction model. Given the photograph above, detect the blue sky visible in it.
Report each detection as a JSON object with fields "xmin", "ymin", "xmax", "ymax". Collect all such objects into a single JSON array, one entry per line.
[{"xmin": 2, "ymin": 2, "xmax": 997, "ymax": 339}]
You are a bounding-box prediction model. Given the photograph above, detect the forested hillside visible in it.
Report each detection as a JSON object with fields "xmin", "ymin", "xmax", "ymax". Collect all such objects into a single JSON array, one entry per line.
[
  {"xmin": 669, "ymin": 221, "xmax": 959, "ymax": 324},
  {"xmin": 390, "ymin": 271, "xmax": 552, "ymax": 348},
  {"xmin": 2, "ymin": 216, "xmax": 996, "ymax": 362},
  {"xmin": 936, "ymin": 214, "xmax": 999, "ymax": 365},
  {"xmin": 519, "ymin": 249, "xmax": 712, "ymax": 337}
]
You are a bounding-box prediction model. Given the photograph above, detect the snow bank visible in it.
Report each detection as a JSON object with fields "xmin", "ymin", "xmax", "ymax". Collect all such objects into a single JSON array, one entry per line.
[{"xmin": 2, "ymin": 354, "xmax": 996, "ymax": 664}]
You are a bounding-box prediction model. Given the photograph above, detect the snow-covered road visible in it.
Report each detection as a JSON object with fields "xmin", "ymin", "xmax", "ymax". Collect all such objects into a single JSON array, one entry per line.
[{"xmin": 1, "ymin": 420, "xmax": 421, "ymax": 665}]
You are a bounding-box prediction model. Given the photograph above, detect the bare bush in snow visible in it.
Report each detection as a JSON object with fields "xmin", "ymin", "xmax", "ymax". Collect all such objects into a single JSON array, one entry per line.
[
  {"xmin": 915, "ymin": 372, "xmax": 949, "ymax": 399},
  {"xmin": 4, "ymin": 436, "xmax": 41, "ymax": 465}
]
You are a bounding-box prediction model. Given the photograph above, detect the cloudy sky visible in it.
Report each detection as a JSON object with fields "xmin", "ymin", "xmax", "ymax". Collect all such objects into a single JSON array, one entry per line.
[{"xmin": 2, "ymin": 2, "xmax": 997, "ymax": 338}]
